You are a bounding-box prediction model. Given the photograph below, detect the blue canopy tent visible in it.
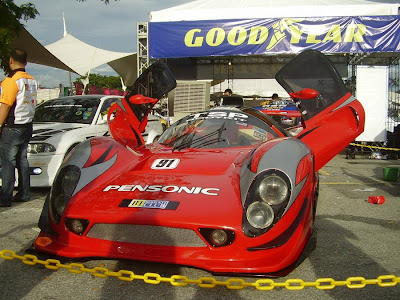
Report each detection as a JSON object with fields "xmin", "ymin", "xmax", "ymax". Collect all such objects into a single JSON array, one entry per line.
[{"xmin": 146, "ymin": 0, "xmax": 399, "ymax": 80}]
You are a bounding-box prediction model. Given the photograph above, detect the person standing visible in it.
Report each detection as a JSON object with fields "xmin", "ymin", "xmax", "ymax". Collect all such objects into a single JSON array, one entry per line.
[
  {"xmin": 223, "ymin": 88, "xmax": 233, "ymax": 96},
  {"xmin": 260, "ymin": 93, "xmax": 279, "ymax": 106},
  {"xmin": 0, "ymin": 48, "xmax": 37, "ymax": 207}
]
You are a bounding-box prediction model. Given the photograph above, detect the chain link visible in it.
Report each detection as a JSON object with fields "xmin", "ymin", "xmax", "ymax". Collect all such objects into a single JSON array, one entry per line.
[
  {"xmin": 349, "ymin": 142, "xmax": 400, "ymax": 152},
  {"xmin": 1, "ymin": 249, "xmax": 399, "ymax": 290}
]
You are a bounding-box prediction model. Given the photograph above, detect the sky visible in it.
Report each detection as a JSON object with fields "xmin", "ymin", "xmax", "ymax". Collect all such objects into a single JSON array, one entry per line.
[{"xmin": 4, "ymin": 0, "xmax": 190, "ymax": 88}]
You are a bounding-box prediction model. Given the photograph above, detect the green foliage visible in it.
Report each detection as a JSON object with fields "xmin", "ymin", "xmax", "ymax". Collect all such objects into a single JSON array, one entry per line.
[
  {"xmin": 75, "ymin": 73, "xmax": 124, "ymax": 90},
  {"xmin": 0, "ymin": 0, "xmax": 39, "ymax": 74}
]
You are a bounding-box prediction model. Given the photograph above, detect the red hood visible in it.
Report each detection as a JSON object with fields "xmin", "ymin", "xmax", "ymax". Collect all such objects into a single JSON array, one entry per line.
[
  {"xmin": 129, "ymin": 145, "xmax": 250, "ymax": 174},
  {"xmin": 66, "ymin": 143, "xmax": 252, "ymax": 229}
]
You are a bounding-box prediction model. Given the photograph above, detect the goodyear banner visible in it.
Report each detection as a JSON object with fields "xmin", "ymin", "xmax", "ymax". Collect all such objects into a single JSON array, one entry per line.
[{"xmin": 149, "ymin": 16, "xmax": 400, "ymax": 58}]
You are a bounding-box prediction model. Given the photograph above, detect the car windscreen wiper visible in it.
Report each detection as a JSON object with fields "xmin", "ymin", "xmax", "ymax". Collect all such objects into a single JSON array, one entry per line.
[
  {"xmin": 164, "ymin": 130, "xmax": 194, "ymax": 147},
  {"xmin": 170, "ymin": 132, "xmax": 196, "ymax": 151}
]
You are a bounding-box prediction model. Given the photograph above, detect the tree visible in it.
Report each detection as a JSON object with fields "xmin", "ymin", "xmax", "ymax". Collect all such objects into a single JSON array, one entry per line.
[
  {"xmin": 75, "ymin": 73, "xmax": 125, "ymax": 90},
  {"xmin": 0, "ymin": 0, "xmax": 39, "ymax": 73}
]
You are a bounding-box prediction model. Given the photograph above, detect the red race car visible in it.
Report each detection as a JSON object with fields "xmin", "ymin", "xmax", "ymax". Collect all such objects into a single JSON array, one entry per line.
[
  {"xmin": 254, "ymin": 101, "xmax": 304, "ymax": 136},
  {"xmin": 35, "ymin": 50, "xmax": 365, "ymax": 276}
]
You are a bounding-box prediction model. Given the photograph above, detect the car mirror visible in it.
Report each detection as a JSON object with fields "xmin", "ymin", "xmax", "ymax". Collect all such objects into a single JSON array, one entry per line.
[
  {"xmin": 128, "ymin": 94, "xmax": 155, "ymax": 105},
  {"xmin": 289, "ymin": 88, "xmax": 319, "ymax": 100}
]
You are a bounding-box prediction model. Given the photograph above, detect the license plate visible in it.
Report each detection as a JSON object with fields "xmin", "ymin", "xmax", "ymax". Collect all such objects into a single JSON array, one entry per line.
[{"xmin": 119, "ymin": 199, "xmax": 179, "ymax": 210}]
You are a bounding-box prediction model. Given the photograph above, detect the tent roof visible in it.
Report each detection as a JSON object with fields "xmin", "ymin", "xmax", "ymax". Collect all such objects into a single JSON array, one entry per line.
[
  {"xmin": 45, "ymin": 32, "xmax": 136, "ymax": 77},
  {"xmin": 150, "ymin": 0, "xmax": 400, "ymax": 21},
  {"xmin": 12, "ymin": 27, "xmax": 75, "ymax": 73},
  {"xmin": 12, "ymin": 28, "xmax": 138, "ymax": 86},
  {"xmin": 108, "ymin": 54, "xmax": 138, "ymax": 86}
]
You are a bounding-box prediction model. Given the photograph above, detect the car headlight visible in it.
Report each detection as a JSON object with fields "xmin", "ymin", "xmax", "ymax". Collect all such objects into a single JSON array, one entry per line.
[
  {"xmin": 49, "ymin": 165, "xmax": 81, "ymax": 224},
  {"xmin": 246, "ymin": 201, "xmax": 274, "ymax": 229},
  {"xmin": 28, "ymin": 143, "xmax": 56, "ymax": 154},
  {"xmin": 258, "ymin": 175, "xmax": 288, "ymax": 205},
  {"xmin": 243, "ymin": 170, "xmax": 291, "ymax": 237}
]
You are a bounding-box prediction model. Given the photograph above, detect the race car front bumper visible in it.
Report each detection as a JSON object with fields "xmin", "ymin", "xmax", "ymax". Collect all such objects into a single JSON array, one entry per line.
[{"xmin": 34, "ymin": 197, "xmax": 314, "ymax": 275}]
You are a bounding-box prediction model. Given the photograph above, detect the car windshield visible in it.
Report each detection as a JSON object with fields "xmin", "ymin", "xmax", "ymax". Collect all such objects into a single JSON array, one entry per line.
[
  {"xmin": 158, "ymin": 109, "xmax": 280, "ymax": 150},
  {"xmin": 34, "ymin": 97, "xmax": 100, "ymax": 124}
]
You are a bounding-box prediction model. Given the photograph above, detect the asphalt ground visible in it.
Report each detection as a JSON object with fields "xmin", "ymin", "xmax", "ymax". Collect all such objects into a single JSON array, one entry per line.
[{"xmin": 0, "ymin": 153, "xmax": 399, "ymax": 300}]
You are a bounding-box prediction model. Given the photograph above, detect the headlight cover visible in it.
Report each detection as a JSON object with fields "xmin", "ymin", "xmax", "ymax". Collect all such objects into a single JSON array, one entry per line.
[
  {"xmin": 243, "ymin": 169, "xmax": 291, "ymax": 237},
  {"xmin": 258, "ymin": 174, "xmax": 288, "ymax": 205},
  {"xmin": 49, "ymin": 165, "xmax": 81, "ymax": 224},
  {"xmin": 28, "ymin": 143, "xmax": 56, "ymax": 154},
  {"xmin": 246, "ymin": 201, "xmax": 274, "ymax": 229}
]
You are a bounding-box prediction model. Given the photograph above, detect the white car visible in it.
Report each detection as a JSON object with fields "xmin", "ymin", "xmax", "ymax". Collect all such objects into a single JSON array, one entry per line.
[{"xmin": 27, "ymin": 95, "xmax": 164, "ymax": 187}]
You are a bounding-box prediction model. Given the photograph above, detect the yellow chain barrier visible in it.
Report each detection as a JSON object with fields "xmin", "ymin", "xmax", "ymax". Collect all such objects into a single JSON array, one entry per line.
[
  {"xmin": 1, "ymin": 249, "xmax": 399, "ymax": 290},
  {"xmin": 349, "ymin": 143, "xmax": 400, "ymax": 152}
]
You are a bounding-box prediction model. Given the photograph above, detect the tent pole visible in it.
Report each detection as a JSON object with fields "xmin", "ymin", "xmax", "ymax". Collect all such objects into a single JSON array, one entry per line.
[{"xmin": 68, "ymin": 71, "xmax": 72, "ymax": 95}]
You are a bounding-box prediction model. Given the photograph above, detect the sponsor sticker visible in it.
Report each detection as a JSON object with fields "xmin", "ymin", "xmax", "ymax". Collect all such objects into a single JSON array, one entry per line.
[
  {"xmin": 186, "ymin": 111, "xmax": 249, "ymax": 123},
  {"xmin": 119, "ymin": 199, "xmax": 180, "ymax": 210},
  {"xmin": 253, "ymin": 128, "xmax": 267, "ymax": 140},
  {"xmin": 151, "ymin": 159, "xmax": 180, "ymax": 169},
  {"xmin": 104, "ymin": 184, "xmax": 220, "ymax": 196}
]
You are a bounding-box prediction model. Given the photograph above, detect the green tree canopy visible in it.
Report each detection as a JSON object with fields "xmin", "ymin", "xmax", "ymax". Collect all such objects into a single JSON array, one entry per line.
[
  {"xmin": 75, "ymin": 73, "xmax": 125, "ymax": 90},
  {"xmin": 0, "ymin": 0, "xmax": 39, "ymax": 73}
]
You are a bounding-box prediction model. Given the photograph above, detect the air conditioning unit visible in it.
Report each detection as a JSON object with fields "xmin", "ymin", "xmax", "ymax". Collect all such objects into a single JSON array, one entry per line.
[{"xmin": 168, "ymin": 80, "xmax": 211, "ymax": 121}]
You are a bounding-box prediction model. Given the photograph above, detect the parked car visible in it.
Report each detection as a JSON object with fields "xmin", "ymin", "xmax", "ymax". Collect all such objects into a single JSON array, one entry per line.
[
  {"xmin": 35, "ymin": 50, "xmax": 365, "ymax": 276},
  {"xmin": 27, "ymin": 95, "xmax": 164, "ymax": 187},
  {"xmin": 254, "ymin": 100, "xmax": 304, "ymax": 136}
]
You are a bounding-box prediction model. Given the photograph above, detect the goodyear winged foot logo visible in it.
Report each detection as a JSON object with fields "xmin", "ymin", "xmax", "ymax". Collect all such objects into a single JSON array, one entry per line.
[{"xmin": 266, "ymin": 19, "xmax": 302, "ymax": 51}]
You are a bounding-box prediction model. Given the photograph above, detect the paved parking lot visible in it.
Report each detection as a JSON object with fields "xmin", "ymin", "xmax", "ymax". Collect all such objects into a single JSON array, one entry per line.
[{"xmin": 0, "ymin": 154, "xmax": 399, "ymax": 300}]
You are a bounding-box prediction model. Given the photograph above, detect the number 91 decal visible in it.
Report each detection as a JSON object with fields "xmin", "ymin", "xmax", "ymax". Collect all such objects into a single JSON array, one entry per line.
[{"xmin": 151, "ymin": 159, "xmax": 180, "ymax": 170}]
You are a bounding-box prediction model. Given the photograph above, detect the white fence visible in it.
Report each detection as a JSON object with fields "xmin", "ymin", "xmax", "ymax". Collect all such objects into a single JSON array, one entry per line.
[{"xmin": 37, "ymin": 88, "xmax": 59, "ymax": 104}]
